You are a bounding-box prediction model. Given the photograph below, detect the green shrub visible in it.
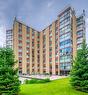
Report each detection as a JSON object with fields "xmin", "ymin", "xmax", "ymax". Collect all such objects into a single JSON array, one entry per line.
[
  {"xmin": 25, "ymin": 79, "xmax": 30, "ymax": 84},
  {"xmin": 44, "ymin": 78, "xmax": 51, "ymax": 82},
  {"xmin": 25, "ymin": 78, "xmax": 50, "ymax": 84},
  {"xmin": 37, "ymin": 80, "xmax": 44, "ymax": 83},
  {"xmin": 29, "ymin": 78, "xmax": 37, "ymax": 84}
]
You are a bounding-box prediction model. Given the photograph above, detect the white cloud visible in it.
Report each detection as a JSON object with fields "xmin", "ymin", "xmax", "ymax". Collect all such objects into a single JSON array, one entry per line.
[
  {"xmin": 16, "ymin": 0, "xmax": 56, "ymax": 31},
  {"xmin": 0, "ymin": 0, "xmax": 13, "ymax": 47},
  {"xmin": 0, "ymin": 26, "xmax": 6, "ymax": 47},
  {"xmin": 47, "ymin": 1, "xmax": 54, "ymax": 8}
]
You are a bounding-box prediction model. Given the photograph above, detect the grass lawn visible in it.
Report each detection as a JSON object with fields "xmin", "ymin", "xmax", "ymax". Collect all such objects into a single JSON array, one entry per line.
[{"xmin": 20, "ymin": 78, "xmax": 88, "ymax": 95}]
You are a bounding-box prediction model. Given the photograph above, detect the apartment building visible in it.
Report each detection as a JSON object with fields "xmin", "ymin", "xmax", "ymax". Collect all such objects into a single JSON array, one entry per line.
[
  {"xmin": 6, "ymin": 29, "xmax": 13, "ymax": 48},
  {"xmin": 6, "ymin": 6, "xmax": 86, "ymax": 75}
]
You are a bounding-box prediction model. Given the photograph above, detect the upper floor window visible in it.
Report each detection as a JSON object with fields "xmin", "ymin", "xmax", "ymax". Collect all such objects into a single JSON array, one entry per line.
[
  {"xmin": 26, "ymin": 26, "xmax": 30, "ymax": 32},
  {"xmin": 19, "ymin": 23, "xmax": 22, "ymax": 31}
]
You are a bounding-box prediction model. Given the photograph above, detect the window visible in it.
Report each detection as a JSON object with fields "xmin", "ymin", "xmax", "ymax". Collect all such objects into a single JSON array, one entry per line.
[
  {"xmin": 60, "ymin": 55, "xmax": 71, "ymax": 63},
  {"xmin": 49, "ymin": 37, "xmax": 52, "ymax": 41},
  {"xmin": 37, "ymin": 32, "xmax": 40, "ymax": 36},
  {"xmin": 19, "ymin": 53, "xmax": 22, "ymax": 57},
  {"xmin": 19, "ymin": 23, "xmax": 22, "ymax": 31},
  {"xmin": 60, "ymin": 47, "xmax": 72, "ymax": 55},
  {"xmin": 19, "ymin": 60, "xmax": 22, "ymax": 63},
  {"xmin": 60, "ymin": 10, "xmax": 70, "ymax": 22},
  {"xmin": 60, "ymin": 63, "xmax": 71, "ymax": 70},
  {"xmin": 49, "ymin": 54, "xmax": 52, "ymax": 58},
  {"xmin": 77, "ymin": 37, "xmax": 83, "ymax": 43},
  {"xmin": 27, "ymin": 59, "xmax": 30, "ymax": 62},
  {"xmin": 77, "ymin": 44, "xmax": 82, "ymax": 49},
  {"xmin": 26, "ymin": 34, "xmax": 30, "ymax": 37},
  {"xmin": 26, "ymin": 26, "xmax": 30, "ymax": 32},
  {"xmin": 77, "ymin": 24, "xmax": 83, "ymax": 30},
  {"xmin": 49, "ymin": 48, "xmax": 52, "ymax": 51},
  {"xmin": 77, "ymin": 31, "xmax": 83, "ymax": 37},
  {"xmin": 60, "ymin": 39, "xmax": 71, "ymax": 46},
  {"xmin": 49, "ymin": 25, "xmax": 52, "ymax": 31}
]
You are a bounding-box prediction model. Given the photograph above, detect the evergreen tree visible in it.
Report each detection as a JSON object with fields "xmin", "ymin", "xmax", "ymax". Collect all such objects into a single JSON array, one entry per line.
[
  {"xmin": 70, "ymin": 40, "xmax": 88, "ymax": 92},
  {"xmin": 0, "ymin": 48, "xmax": 20, "ymax": 95}
]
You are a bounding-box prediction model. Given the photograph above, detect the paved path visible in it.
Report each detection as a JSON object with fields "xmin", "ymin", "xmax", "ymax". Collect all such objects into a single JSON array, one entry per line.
[{"xmin": 19, "ymin": 75, "xmax": 68, "ymax": 84}]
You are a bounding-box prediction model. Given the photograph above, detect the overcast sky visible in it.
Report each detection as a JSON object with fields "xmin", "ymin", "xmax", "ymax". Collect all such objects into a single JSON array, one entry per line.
[{"xmin": 0, "ymin": 0, "xmax": 88, "ymax": 47}]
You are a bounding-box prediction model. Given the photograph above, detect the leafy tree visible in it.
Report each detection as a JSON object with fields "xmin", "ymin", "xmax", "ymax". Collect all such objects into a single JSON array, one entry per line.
[
  {"xmin": 70, "ymin": 40, "xmax": 88, "ymax": 92},
  {"xmin": 0, "ymin": 48, "xmax": 20, "ymax": 95}
]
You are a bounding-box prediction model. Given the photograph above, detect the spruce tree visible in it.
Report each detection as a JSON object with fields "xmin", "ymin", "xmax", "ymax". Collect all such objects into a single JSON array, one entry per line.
[
  {"xmin": 0, "ymin": 48, "xmax": 20, "ymax": 95},
  {"xmin": 70, "ymin": 40, "xmax": 88, "ymax": 92}
]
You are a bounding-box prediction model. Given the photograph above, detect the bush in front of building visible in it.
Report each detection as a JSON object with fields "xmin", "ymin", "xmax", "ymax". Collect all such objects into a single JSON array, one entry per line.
[{"xmin": 25, "ymin": 78, "xmax": 50, "ymax": 84}]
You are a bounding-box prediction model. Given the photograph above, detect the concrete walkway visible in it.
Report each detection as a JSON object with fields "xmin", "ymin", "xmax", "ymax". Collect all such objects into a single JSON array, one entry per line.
[{"xmin": 19, "ymin": 75, "xmax": 68, "ymax": 84}]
